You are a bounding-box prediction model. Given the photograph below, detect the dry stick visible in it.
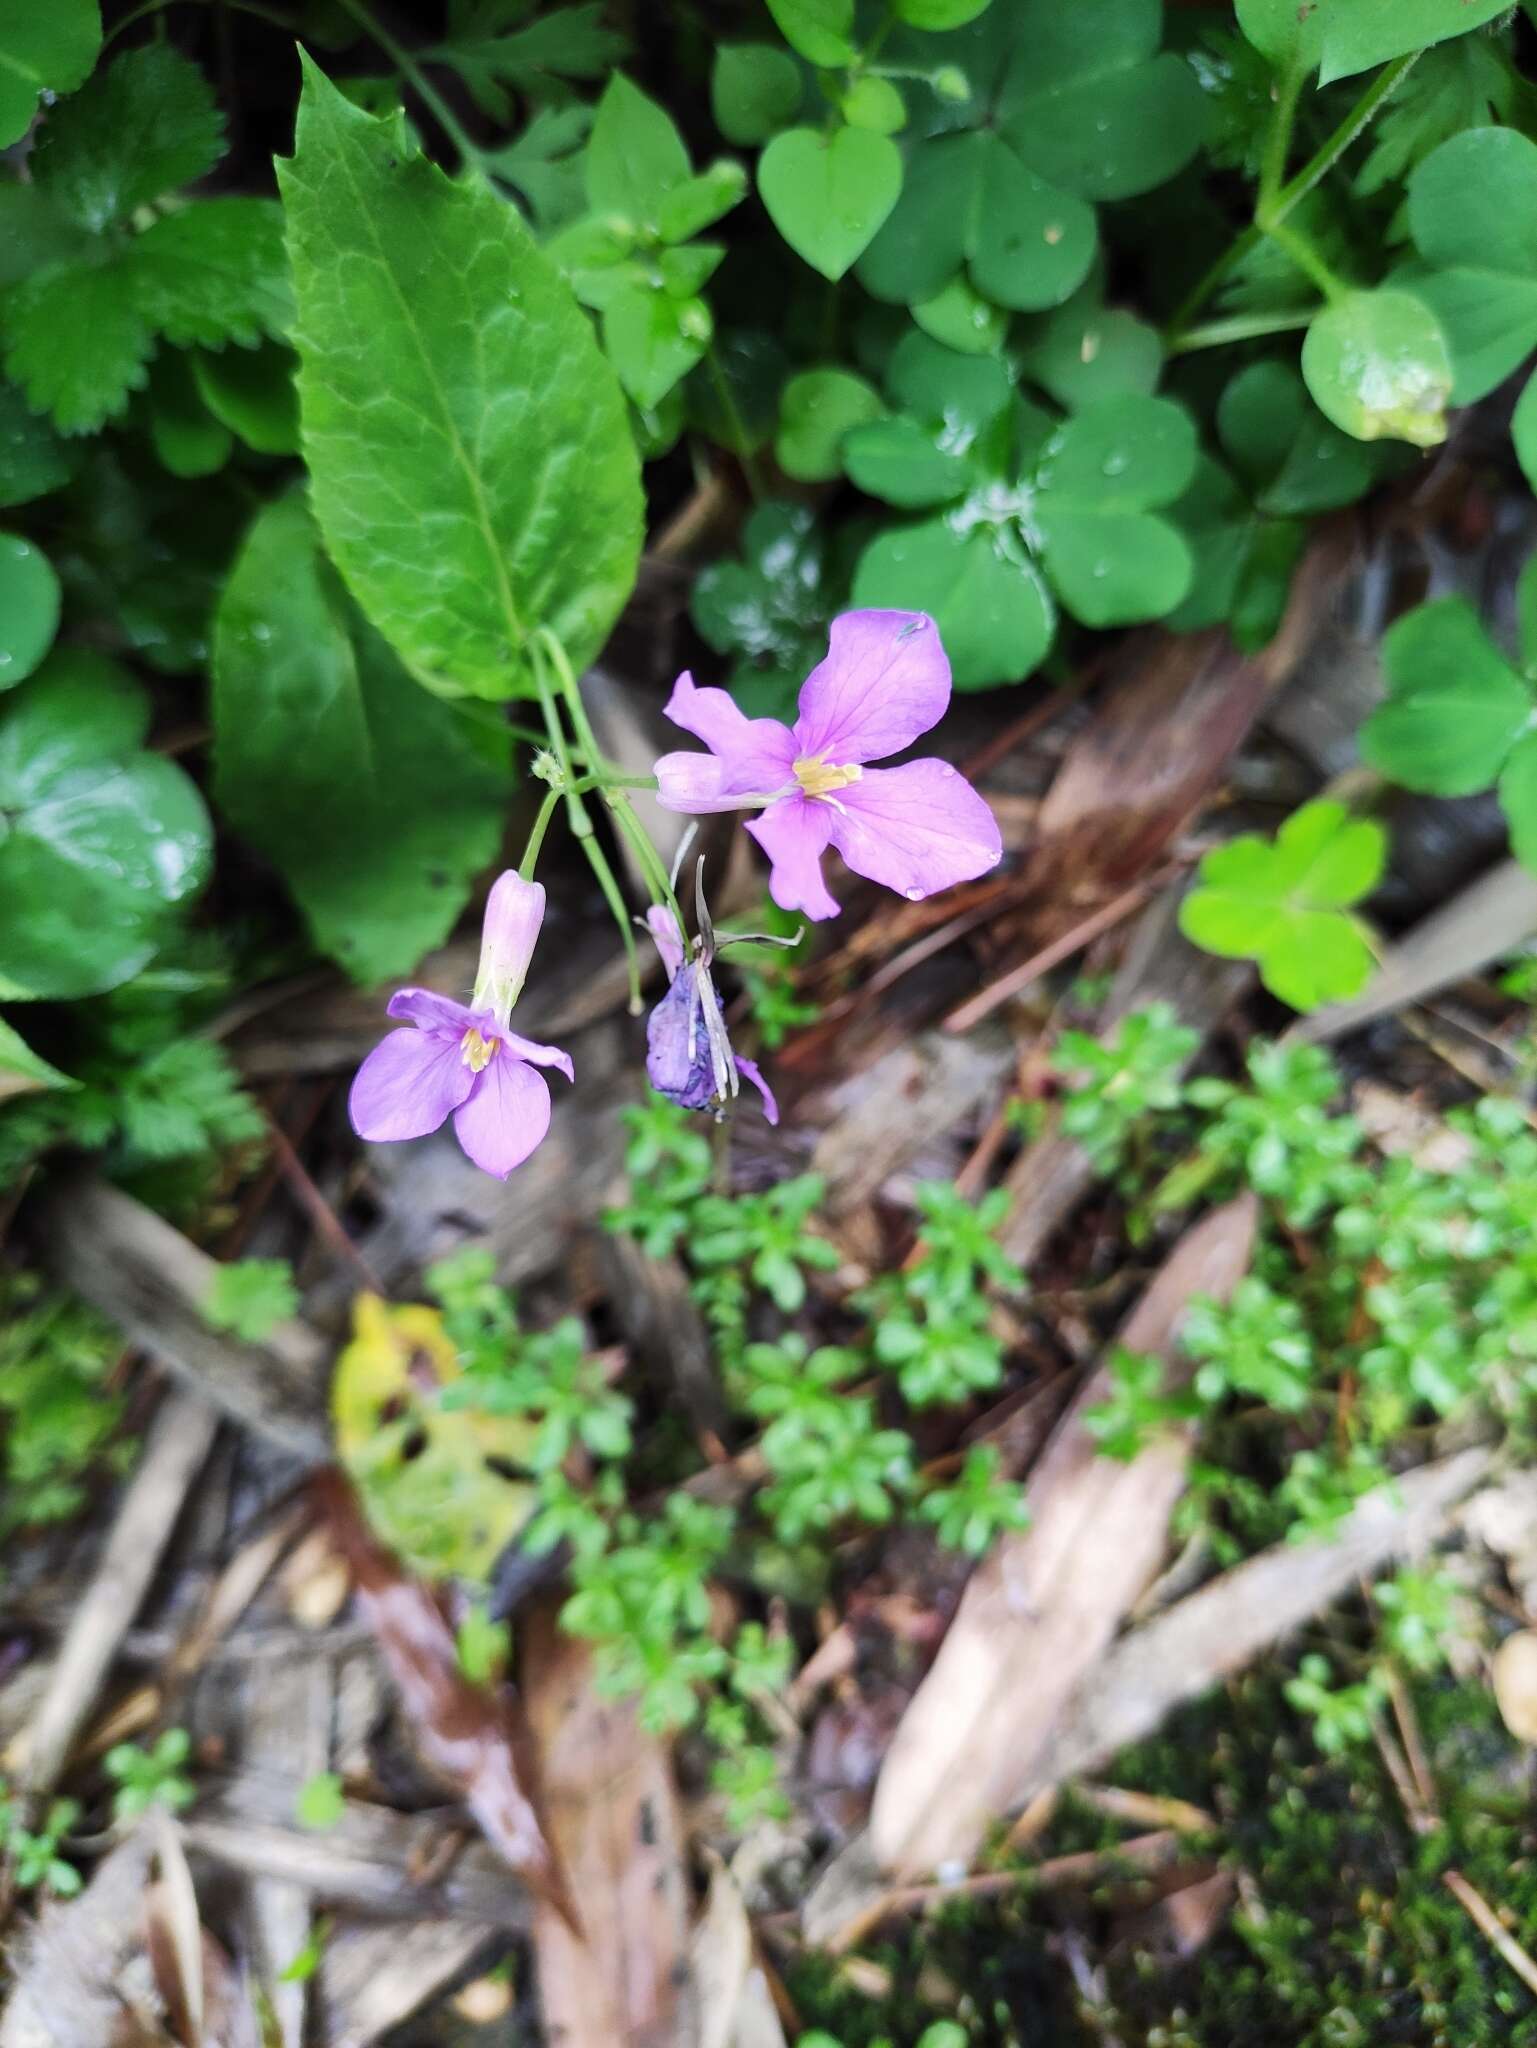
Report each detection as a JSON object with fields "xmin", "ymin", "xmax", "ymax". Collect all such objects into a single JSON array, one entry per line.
[
  {"xmin": 1443, "ymin": 1870, "xmax": 1537, "ymax": 1999},
  {"xmin": 943, "ymin": 868, "xmax": 1177, "ymax": 1034},
  {"xmin": 263, "ymin": 1107, "xmax": 385, "ymax": 1294},
  {"xmin": 11, "ymin": 1393, "xmax": 221, "ymax": 1799}
]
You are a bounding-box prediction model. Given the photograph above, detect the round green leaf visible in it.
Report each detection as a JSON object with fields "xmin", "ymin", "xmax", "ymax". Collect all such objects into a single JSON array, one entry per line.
[
  {"xmin": 0, "ymin": 649, "xmax": 212, "ymax": 999},
  {"xmin": 1036, "ymin": 394, "xmax": 1196, "ymax": 509},
  {"xmin": 758, "ymin": 124, "xmax": 902, "ymax": 282},
  {"xmin": 711, "ymin": 44, "xmax": 802, "ymax": 147},
  {"xmin": 1400, "ymin": 265, "xmax": 1537, "ymax": 407},
  {"xmin": 1022, "ymin": 298, "xmax": 1160, "ymax": 411},
  {"xmin": 146, "ymin": 349, "xmax": 232, "ymax": 479},
  {"xmin": 853, "ymin": 519, "xmax": 1053, "ymax": 689},
  {"xmin": 970, "ymin": 133, "xmax": 1096, "ymax": 313},
  {"xmin": 764, "ymin": 0, "xmax": 855, "ymax": 67},
  {"xmin": 1036, "ymin": 505, "xmax": 1192, "ymax": 627},
  {"xmin": 0, "ymin": 532, "xmax": 59, "ymax": 688},
  {"xmin": 191, "ymin": 339, "xmax": 300, "ymax": 455},
  {"xmin": 1300, "ymin": 289, "xmax": 1452, "ymax": 448},
  {"xmin": 857, "ymin": 132, "xmax": 977, "ymax": 308},
  {"xmin": 841, "ymin": 76, "xmax": 905, "ymax": 136},
  {"xmin": 775, "ymin": 366, "xmax": 884, "ymax": 482},
  {"xmin": 911, "ymin": 274, "xmax": 1007, "ymax": 356},
  {"xmin": 0, "ymin": 0, "xmax": 101, "ymax": 151},
  {"xmin": 1363, "ymin": 596, "xmax": 1531, "ymax": 797},
  {"xmin": 885, "ymin": 331, "xmax": 1011, "ymax": 438},
  {"xmin": 1409, "ymin": 127, "xmax": 1537, "ymax": 280},
  {"xmin": 892, "ymin": 0, "xmax": 991, "ymax": 21},
  {"xmin": 842, "ymin": 415, "xmax": 971, "ymax": 508}
]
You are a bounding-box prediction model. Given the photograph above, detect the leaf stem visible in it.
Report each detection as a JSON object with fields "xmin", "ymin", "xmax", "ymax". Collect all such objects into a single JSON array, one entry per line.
[
  {"xmin": 1166, "ymin": 307, "xmax": 1317, "ymax": 356},
  {"xmin": 1164, "ymin": 47, "xmax": 1422, "ymax": 348},
  {"xmin": 332, "ymin": 0, "xmax": 487, "ymax": 175},
  {"xmin": 518, "ymin": 788, "xmax": 560, "ymax": 881},
  {"xmin": 1266, "ymin": 220, "xmax": 1348, "ymax": 302},
  {"xmin": 530, "ymin": 637, "xmax": 643, "ymax": 1013}
]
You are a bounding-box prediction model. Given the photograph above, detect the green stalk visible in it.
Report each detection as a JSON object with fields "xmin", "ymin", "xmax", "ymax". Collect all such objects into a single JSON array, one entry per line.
[
  {"xmin": 1167, "ymin": 308, "xmax": 1316, "ymax": 356},
  {"xmin": 332, "ymin": 0, "xmax": 486, "ymax": 174},
  {"xmin": 1266, "ymin": 220, "xmax": 1348, "ymax": 302}
]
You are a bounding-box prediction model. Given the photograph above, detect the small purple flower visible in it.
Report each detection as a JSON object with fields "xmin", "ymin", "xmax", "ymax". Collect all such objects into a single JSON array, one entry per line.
[
  {"xmin": 652, "ymin": 610, "xmax": 1002, "ymax": 922},
  {"xmin": 349, "ymin": 873, "xmax": 573, "ymax": 1180},
  {"xmin": 645, "ymin": 906, "xmax": 778, "ymax": 1125}
]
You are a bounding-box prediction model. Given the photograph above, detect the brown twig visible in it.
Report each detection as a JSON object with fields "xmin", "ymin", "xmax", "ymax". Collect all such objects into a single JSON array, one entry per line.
[
  {"xmin": 1443, "ymin": 1870, "xmax": 1537, "ymax": 1997},
  {"xmin": 263, "ymin": 1108, "xmax": 384, "ymax": 1294}
]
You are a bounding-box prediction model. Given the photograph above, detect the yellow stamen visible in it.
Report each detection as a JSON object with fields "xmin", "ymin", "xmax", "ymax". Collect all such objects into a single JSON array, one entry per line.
[
  {"xmin": 793, "ymin": 754, "xmax": 863, "ymax": 800},
  {"xmin": 460, "ymin": 1026, "xmax": 499, "ymax": 1073}
]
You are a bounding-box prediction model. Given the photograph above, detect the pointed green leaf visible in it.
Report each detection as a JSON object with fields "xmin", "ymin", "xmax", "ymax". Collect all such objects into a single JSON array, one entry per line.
[
  {"xmin": 911, "ymin": 274, "xmax": 1007, "ymax": 356},
  {"xmin": 213, "ymin": 496, "xmax": 511, "ymax": 985},
  {"xmin": 278, "ymin": 59, "xmax": 642, "ymax": 698},
  {"xmin": 1499, "ymin": 728, "xmax": 1537, "ymax": 875},
  {"xmin": 764, "ymin": 0, "xmax": 855, "ymax": 67},
  {"xmin": 758, "ymin": 124, "xmax": 901, "ymax": 282},
  {"xmin": 0, "ymin": 1017, "xmax": 75, "ymax": 1098},
  {"xmin": 601, "ymin": 282, "xmax": 711, "ymax": 409},
  {"xmin": 585, "ymin": 74, "xmax": 689, "ymax": 227}
]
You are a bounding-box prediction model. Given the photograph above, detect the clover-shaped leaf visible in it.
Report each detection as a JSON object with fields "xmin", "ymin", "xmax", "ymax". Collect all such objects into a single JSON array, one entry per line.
[
  {"xmin": 859, "ymin": 0, "xmax": 1202, "ymax": 315},
  {"xmin": 1301, "ymin": 288, "xmax": 1452, "ymax": 449},
  {"xmin": 846, "ymin": 336, "xmax": 1194, "ymax": 687},
  {"xmin": 1217, "ymin": 360, "xmax": 1383, "ymax": 516},
  {"xmin": 758, "ymin": 122, "xmax": 902, "ymax": 282},
  {"xmin": 0, "ymin": 649, "xmax": 212, "ymax": 1000},
  {"xmin": 775, "ymin": 366, "xmax": 884, "ymax": 481},
  {"xmin": 1179, "ymin": 799, "xmax": 1385, "ymax": 1012},
  {"xmin": 1406, "ymin": 127, "xmax": 1537, "ymax": 403},
  {"xmin": 1163, "ymin": 455, "xmax": 1304, "ymax": 652},
  {"xmin": 1362, "ymin": 564, "xmax": 1537, "ymax": 871}
]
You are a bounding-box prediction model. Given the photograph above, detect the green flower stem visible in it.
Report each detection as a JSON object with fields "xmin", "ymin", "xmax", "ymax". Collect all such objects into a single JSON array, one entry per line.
[
  {"xmin": 1167, "ymin": 307, "xmax": 1316, "ymax": 356},
  {"xmin": 1259, "ymin": 60, "xmax": 1308, "ymax": 214},
  {"xmin": 530, "ymin": 637, "xmax": 643, "ymax": 1013},
  {"xmin": 332, "ymin": 0, "xmax": 487, "ymax": 174},
  {"xmin": 537, "ymin": 628, "xmax": 686, "ymax": 935},
  {"xmin": 518, "ymin": 787, "xmax": 561, "ymax": 881},
  {"xmin": 104, "ymin": 0, "xmax": 296, "ymax": 46},
  {"xmin": 1266, "ymin": 220, "xmax": 1348, "ymax": 302},
  {"xmin": 1165, "ymin": 47, "xmax": 1422, "ymax": 347}
]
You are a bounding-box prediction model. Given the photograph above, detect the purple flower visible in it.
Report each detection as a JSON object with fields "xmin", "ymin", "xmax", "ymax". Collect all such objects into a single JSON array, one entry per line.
[
  {"xmin": 644, "ymin": 907, "xmax": 778, "ymax": 1125},
  {"xmin": 349, "ymin": 873, "xmax": 573, "ymax": 1179},
  {"xmin": 652, "ymin": 610, "xmax": 1002, "ymax": 921}
]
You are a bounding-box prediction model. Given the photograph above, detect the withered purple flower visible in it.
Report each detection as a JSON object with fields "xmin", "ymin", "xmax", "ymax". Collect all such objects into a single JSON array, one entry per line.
[{"xmin": 644, "ymin": 905, "xmax": 777, "ymax": 1125}]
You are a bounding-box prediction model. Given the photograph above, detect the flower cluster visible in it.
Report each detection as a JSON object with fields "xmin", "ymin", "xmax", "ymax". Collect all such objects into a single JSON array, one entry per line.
[{"xmin": 351, "ymin": 611, "xmax": 999, "ymax": 1179}]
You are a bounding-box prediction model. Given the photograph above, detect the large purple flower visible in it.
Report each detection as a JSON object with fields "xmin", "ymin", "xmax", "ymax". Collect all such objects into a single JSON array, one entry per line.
[
  {"xmin": 652, "ymin": 610, "xmax": 1002, "ymax": 921},
  {"xmin": 349, "ymin": 873, "xmax": 573, "ymax": 1179},
  {"xmin": 645, "ymin": 907, "xmax": 777, "ymax": 1125}
]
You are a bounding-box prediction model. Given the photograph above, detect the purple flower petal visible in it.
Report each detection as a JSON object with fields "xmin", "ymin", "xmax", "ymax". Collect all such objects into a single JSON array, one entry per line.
[
  {"xmin": 473, "ymin": 872, "xmax": 545, "ymax": 1026},
  {"xmin": 645, "ymin": 905, "xmax": 686, "ymax": 981},
  {"xmin": 349, "ymin": 1027, "xmax": 475, "ymax": 1142},
  {"xmin": 793, "ymin": 611, "xmax": 950, "ymax": 767},
  {"xmin": 745, "ymin": 795, "xmax": 840, "ymax": 921},
  {"xmin": 653, "ymin": 748, "xmax": 747, "ymax": 814},
  {"xmin": 645, "ymin": 969, "xmax": 714, "ymax": 1110},
  {"xmin": 734, "ymin": 1055, "xmax": 779, "ymax": 1126},
  {"xmin": 500, "ymin": 1030, "xmax": 575, "ymax": 1083},
  {"xmin": 822, "ymin": 758, "xmax": 1003, "ymax": 903},
  {"xmin": 452, "ymin": 1056, "xmax": 553, "ymax": 1179},
  {"xmin": 386, "ymin": 987, "xmax": 480, "ymax": 1034},
  {"xmin": 659, "ymin": 671, "xmax": 797, "ymax": 803}
]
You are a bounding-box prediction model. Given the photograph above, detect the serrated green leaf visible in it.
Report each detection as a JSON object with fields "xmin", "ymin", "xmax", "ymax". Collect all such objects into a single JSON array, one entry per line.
[
  {"xmin": 0, "ymin": 1016, "xmax": 75, "ymax": 1098},
  {"xmin": 191, "ymin": 339, "xmax": 300, "ymax": 455},
  {"xmin": 0, "ymin": 0, "xmax": 100, "ymax": 152},
  {"xmin": 0, "ymin": 649, "xmax": 211, "ymax": 999},
  {"xmin": 1301, "ymin": 288, "xmax": 1451, "ymax": 448},
  {"xmin": 759, "ymin": 124, "xmax": 901, "ymax": 281},
  {"xmin": 481, "ymin": 103, "xmax": 591, "ymax": 231},
  {"xmin": 853, "ymin": 519, "xmax": 1053, "ymax": 690},
  {"xmin": 775, "ymin": 365, "xmax": 883, "ymax": 481},
  {"xmin": 279, "ymin": 59, "xmax": 642, "ymax": 699},
  {"xmin": 426, "ymin": 2, "xmax": 624, "ymax": 124},
  {"xmin": 1363, "ymin": 596, "xmax": 1533, "ymax": 796},
  {"xmin": 31, "ymin": 44, "xmax": 222, "ymax": 233},
  {"xmin": 586, "ymin": 73, "xmax": 690, "ymax": 227},
  {"xmin": 0, "ymin": 533, "xmax": 58, "ymax": 686},
  {"xmin": 1407, "ymin": 126, "xmax": 1537, "ymax": 404},
  {"xmin": 212, "ymin": 495, "xmax": 511, "ymax": 985},
  {"xmin": 765, "ymin": 0, "xmax": 855, "ymax": 66},
  {"xmin": 2, "ymin": 197, "xmax": 290, "ymax": 434},
  {"xmin": 711, "ymin": 43, "xmax": 802, "ymax": 146},
  {"xmin": 0, "ymin": 380, "xmax": 73, "ymax": 505},
  {"xmin": 1179, "ymin": 799, "xmax": 1385, "ymax": 1011}
]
